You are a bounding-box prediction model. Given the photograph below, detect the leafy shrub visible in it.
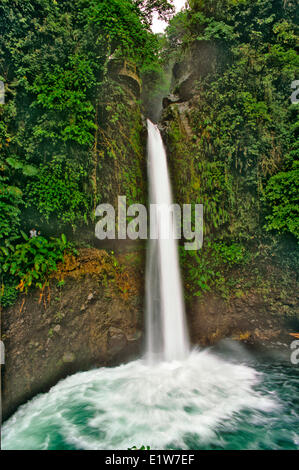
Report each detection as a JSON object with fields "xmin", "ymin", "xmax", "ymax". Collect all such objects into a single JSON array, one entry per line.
[
  {"xmin": 263, "ymin": 162, "xmax": 299, "ymax": 239},
  {"xmin": 0, "ymin": 180, "xmax": 23, "ymax": 243},
  {"xmin": 0, "ymin": 282, "xmax": 18, "ymax": 308},
  {"xmin": 180, "ymin": 241, "xmax": 247, "ymax": 297},
  {"xmin": 27, "ymin": 157, "xmax": 89, "ymax": 228},
  {"xmin": 0, "ymin": 233, "xmax": 74, "ymax": 305},
  {"xmin": 213, "ymin": 242, "xmax": 247, "ymax": 266}
]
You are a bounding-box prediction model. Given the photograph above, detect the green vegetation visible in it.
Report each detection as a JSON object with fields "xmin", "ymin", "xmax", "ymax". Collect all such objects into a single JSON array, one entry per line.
[
  {"xmin": 163, "ymin": 0, "xmax": 298, "ymax": 297},
  {"xmin": 166, "ymin": 0, "xmax": 298, "ymax": 237},
  {"xmin": 0, "ymin": 0, "xmax": 298, "ymax": 305},
  {"xmin": 0, "ymin": 0, "xmax": 172, "ymax": 305},
  {"xmin": 180, "ymin": 242, "xmax": 248, "ymax": 298},
  {"xmin": 0, "ymin": 233, "xmax": 74, "ymax": 307},
  {"xmin": 0, "ymin": 0, "xmax": 169, "ymax": 231},
  {"xmin": 263, "ymin": 159, "xmax": 299, "ymax": 239}
]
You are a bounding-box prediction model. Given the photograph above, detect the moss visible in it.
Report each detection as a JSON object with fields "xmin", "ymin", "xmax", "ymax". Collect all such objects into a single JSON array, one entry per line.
[
  {"xmin": 97, "ymin": 78, "xmax": 146, "ymax": 210},
  {"xmin": 53, "ymin": 247, "xmax": 144, "ymax": 304}
]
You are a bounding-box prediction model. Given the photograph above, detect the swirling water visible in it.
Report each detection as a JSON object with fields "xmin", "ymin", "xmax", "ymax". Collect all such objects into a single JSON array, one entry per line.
[{"xmin": 2, "ymin": 346, "xmax": 299, "ymax": 450}]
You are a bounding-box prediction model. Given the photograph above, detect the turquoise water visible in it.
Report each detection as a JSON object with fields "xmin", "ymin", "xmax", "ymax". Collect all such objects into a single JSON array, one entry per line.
[{"xmin": 2, "ymin": 346, "xmax": 299, "ymax": 450}]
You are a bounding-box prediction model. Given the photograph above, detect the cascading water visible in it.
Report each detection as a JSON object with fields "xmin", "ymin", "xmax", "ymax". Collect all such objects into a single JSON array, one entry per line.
[
  {"xmin": 1, "ymin": 122, "xmax": 298, "ymax": 451},
  {"xmin": 146, "ymin": 120, "xmax": 189, "ymax": 362}
]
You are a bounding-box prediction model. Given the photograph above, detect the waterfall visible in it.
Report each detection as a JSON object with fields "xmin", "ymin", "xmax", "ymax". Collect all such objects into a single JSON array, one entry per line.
[
  {"xmin": 146, "ymin": 120, "xmax": 190, "ymax": 363},
  {"xmin": 2, "ymin": 121, "xmax": 293, "ymax": 450}
]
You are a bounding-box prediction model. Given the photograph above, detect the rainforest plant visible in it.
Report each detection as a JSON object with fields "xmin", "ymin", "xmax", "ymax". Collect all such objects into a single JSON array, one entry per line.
[
  {"xmin": 0, "ymin": 0, "xmax": 173, "ymax": 305},
  {"xmin": 0, "ymin": 233, "xmax": 73, "ymax": 306},
  {"xmin": 165, "ymin": 0, "xmax": 298, "ymax": 241}
]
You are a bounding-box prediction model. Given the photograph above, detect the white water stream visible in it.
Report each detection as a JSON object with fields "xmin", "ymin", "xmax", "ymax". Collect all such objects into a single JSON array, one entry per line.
[{"xmin": 146, "ymin": 120, "xmax": 189, "ymax": 362}]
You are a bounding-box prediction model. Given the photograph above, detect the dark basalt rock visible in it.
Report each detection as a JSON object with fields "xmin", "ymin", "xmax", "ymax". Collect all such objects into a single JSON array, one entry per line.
[
  {"xmin": 162, "ymin": 94, "xmax": 181, "ymax": 108},
  {"xmin": 108, "ymin": 327, "xmax": 128, "ymax": 355}
]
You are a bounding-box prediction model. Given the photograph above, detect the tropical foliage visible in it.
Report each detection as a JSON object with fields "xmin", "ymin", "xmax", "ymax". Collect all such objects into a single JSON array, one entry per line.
[
  {"xmin": 165, "ymin": 0, "xmax": 298, "ymax": 240},
  {"xmin": 0, "ymin": 0, "xmax": 173, "ymax": 305},
  {"xmin": 164, "ymin": 0, "xmax": 298, "ymax": 296},
  {"xmin": 0, "ymin": 0, "xmax": 298, "ymax": 304}
]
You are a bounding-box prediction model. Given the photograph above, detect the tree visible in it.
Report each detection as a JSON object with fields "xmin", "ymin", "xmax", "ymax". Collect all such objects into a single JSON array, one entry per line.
[{"xmin": 134, "ymin": 0, "xmax": 175, "ymax": 23}]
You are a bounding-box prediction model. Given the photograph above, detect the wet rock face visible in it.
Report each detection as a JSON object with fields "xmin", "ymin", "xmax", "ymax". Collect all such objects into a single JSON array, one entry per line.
[
  {"xmin": 188, "ymin": 287, "xmax": 299, "ymax": 361},
  {"xmin": 63, "ymin": 352, "xmax": 75, "ymax": 364},
  {"xmin": 108, "ymin": 327, "xmax": 128, "ymax": 355},
  {"xmin": 167, "ymin": 42, "xmax": 218, "ymax": 106},
  {"xmin": 162, "ymin": 94, "xmax": 181, "ymax": 108},
  {"xmin": 1, "ymin": 248, "xmax": 145, "ymax": 421},
  {"xmin": 108, "ymin": 58, "xmax": 142, "ymax": 99},
  {"xmin": 161, "ymin": 42, "xmax": 219, "ymax": 142}
]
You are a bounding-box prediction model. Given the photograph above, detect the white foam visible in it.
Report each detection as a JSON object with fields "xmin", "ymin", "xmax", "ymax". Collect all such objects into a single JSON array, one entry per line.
[{"xmin": 2, "ymin": 350, "xmax": 278, "ymax": 450}]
